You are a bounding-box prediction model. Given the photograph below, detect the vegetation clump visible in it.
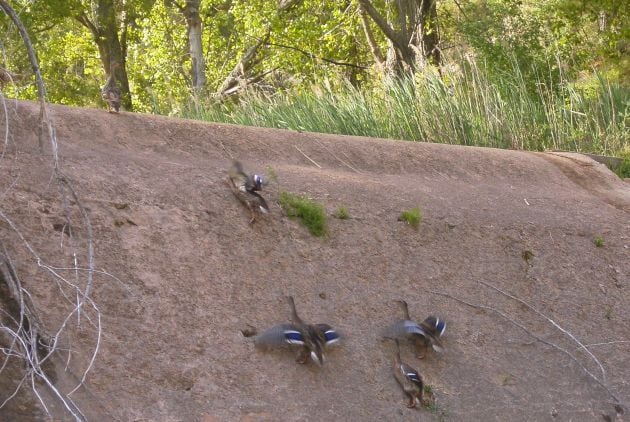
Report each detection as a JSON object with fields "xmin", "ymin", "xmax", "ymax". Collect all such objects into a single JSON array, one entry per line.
[
  {"xmin": 266, "ymin": 165, "xmax": 279, "ymax": 183},
  {"xmin": 279, "ymin": 192, "xmax": 327, "ymax": 237},
  {"xmin": 398, "ymin": 207, "xmax": 422, "ymax": 229},
  {"xmin": 334, "ymin": 206, "xmax": 350, "ymax": 220},
  {"xmin": 613, "ymin": 158, "xmax": 630, "ymax": 179},
  {"xmin": 521, "ymin": 250, "xmax": 534, "ymax": 264},
  {"xmin": 594, "ymin": 235, "xmax": 605, "ymax": 247}
]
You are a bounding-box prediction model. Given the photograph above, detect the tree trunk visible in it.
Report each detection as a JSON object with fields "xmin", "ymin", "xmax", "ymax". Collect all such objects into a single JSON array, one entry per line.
[
  {"xmin": 77, "ymin": 0, "xmax": 132, "ymax": 110},
  {"xmin": 357, "ymin": 0, "xmax": 441, "ymax": 76},
  {"xmin": 183, "ymin": 0, "xmax": 205, "ymax": 92},
  {"xmin": 216, "ymin": 39, "xmax": 266, "ymax": 96},
  {"xmin": 414, "ymin": 0, "xmax": 441, "ymax": 67},
  {"xmin": 358, "ymin": 2, "xmax": 385, "ymax": 71}
]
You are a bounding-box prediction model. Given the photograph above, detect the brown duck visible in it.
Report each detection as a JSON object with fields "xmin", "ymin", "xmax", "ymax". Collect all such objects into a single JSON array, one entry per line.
[
  {"xmin": 255, "ymin": 296, "xmax": 340, "ymax": 366},
  {"xmin": 383, "ymin": 300, "xmax": 446, "ymax": 358},
  {"xmin": 227, "ymin": 161, "xmax": 269, "ymax": 224},
  {"xmin": 392, "ymin": 339, "xmax": 425, "ymax": 408}
]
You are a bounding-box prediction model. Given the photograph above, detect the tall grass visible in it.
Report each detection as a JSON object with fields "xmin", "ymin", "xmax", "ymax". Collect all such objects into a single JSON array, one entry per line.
[{"xmin": 184, "ymin": 57, "xmax": 629, "ymax": 156}]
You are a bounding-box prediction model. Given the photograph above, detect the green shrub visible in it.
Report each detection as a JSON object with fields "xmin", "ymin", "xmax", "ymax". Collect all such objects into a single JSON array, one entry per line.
[
  {"xmin": 279, "ymin": 192, "xmax": 327, "ymax": 236},
  {"xmin": 334, "ymin": 206, "xmax": 350, "ymax": 219},
  {"xmin": 399, "ymin": 207, "xmax": 422, "ymax": 228},
  {"xmin": 613, "ymin": 158, "xmax": 630, "ymax": 179},
  {"xmin": 594, "ymin": 235, "xmax": 605, "ymax": 247}
]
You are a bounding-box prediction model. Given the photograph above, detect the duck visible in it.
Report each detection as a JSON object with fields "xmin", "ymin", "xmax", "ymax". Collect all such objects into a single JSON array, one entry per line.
[
  {"xmin": 383, "ymin": 300, "xmax": 446, "ymax": 358},
  {"xmin": 255, "ymin": 296, "xmax": 340, "ymax": 366},
  {"xmin": 101, "ymin": 62, "xmax": 121, "ymax": 113},
  {"xmin": 228, "ymin": 161, "xmax": 269, "ymax": 224},
  {"xmin": 392, "ymin": 339, "xmax": 424, "ymax": 408}
]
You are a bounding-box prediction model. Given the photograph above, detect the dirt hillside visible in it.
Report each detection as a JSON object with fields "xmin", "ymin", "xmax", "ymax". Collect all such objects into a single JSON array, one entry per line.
[{"xmin": 1, "ymin": 100, "xmax": 628, "ymax": 421}]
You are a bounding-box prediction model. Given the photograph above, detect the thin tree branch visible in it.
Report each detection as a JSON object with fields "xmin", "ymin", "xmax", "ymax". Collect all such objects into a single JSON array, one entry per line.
[
  {"xmin": 580, "ymin": 341, "xmax": 630, "ymax": 349},
  {"xmin": 428, "ymin": 289, "xmax": 622, "ymax": 405},
  {"xmin": 278, "ymin": 0, "xmax": 303, "ymax": 12},
  {"xmin": 0, "ymin": 0, "xmax": 47, "ymax": 152},
  {"xmin": 32, "ymin": 23, "xmax": 58, "ymax": 34},
  {"xmin": 478, "ymin": 280, "xmax": 606, "ymax": 382},
  {"xmin": 164, "ymin": 0, "xmax": 185, "ymax": 13},
  {"xmin": 264, "ymin": 40, "xmax": 369, "ymax": 70},
  {"xmin": 0, "ymin": 5, "xmax": 102, "ymax": 419},
  {"xmin": 358, "ymin": 2, "xmax": 385, "ymax": 68},
  {"xmin": 74, "ymin": 13, "xmax": 99, "ymax": 38},
  {"xmin": 452, "ymin": 0, "xmax": 469, "ymax": 20},
  {"xmin": 294, "ymin": 146, "xmax": 322, "ymax": 168},
  {"xmin": 216, "ymin": 37, "xmax": 267, "ymax": 96},
  {"xmin": 357, "ymin": 0, "xmax": 406, "ymax": 50}
]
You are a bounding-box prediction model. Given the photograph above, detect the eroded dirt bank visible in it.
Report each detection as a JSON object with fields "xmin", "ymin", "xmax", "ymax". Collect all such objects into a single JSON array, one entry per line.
[{"xmin": 1, "ymin": 101, "xmax": 628, "ymax": 421}]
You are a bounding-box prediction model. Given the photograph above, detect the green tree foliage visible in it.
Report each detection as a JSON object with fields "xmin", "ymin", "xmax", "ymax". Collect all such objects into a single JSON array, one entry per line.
[
  {"xmin": 127, "ymin": 1, "xmax": 189, "ymax": 112},
  {"xmin": 446, "ymin": 0, "xmax": 629, "ymax": 85},
  {"xmin": 1, "ymin": 0, "xmax": 628, "ymax": 116}
]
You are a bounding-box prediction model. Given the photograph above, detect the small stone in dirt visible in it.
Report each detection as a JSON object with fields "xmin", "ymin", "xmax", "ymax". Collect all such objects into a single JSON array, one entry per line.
[
  {"xmin": 319, "ymin": 292, "xmax": 326, "ymax": 299},
  {"xmin": 241, "ymin": 325, "xmax": 258, "ymax": 337},
  {"xmin": 113, "ymin": 202, "xmax": 129, "ymax": 209}
]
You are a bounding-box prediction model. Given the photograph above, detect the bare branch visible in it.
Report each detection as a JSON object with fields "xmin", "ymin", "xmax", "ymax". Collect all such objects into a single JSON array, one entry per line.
[
  {"xmin": 74, "ymin": 13, "xmax": 100, "ymax": 46},
  {"xmin": 294, "ymin": 146, "xmax": 322, "ymax": 169},
  {"xmin": 278, "ymin": 0, "xmax": 303, "ymax": 12},
  {"xmin": 478, "ymin": 280, "xmax": 606, "ymax": 382},
  {"xmin": 216, "ymin": 38, "xmax": 267, "ymax": 96},
  {"xmin": 358, "ymin": 3, "xmax": 385, "ymax": 68},
  {"xmin": 0, "ymin": 0, "xmax": 48, "ymax": 152},
  {"xmin": 428, "ymin": 289, "xmax": 622, "ymax": 405},
  {"xmin": 0, "ymin": 4, "xmax": 102, "ymax": 420},
  {"xmin": 264, "ymin": 40, "xmax": 369, "ymax": 70},
  {"xmin": 163, "ymin": 0, "xmax": 185, "ymax": 13},
  {"xmin": 356, "ymin": 0, "xmax": 406, "ymax": 51}
]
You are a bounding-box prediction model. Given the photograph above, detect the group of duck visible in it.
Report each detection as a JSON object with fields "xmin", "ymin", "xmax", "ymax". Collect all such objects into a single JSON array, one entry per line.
[
  {"xmin": 227, "ymin": 162, "xmax": 447, "ymax": 409},
  {"xmin": 255, "ymin": 296, "xmax": 446, "ymax": 409}
]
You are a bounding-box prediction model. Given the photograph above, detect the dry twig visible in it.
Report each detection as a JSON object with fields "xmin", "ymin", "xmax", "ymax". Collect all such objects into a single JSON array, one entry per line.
[
  {"xmin": 478, "ymin": 280, "xmax": 606, "ymax": 382},
  {"xmin": 428, "ymin": 289, "xmax": 622, "ymax": 406},
  {"xmin": 294, "ymin": 145, "xmax": 322, "ymax": 169},
  {"xmin": 0, "ymin": 2, "xmax": 102, "ymax": 420}
]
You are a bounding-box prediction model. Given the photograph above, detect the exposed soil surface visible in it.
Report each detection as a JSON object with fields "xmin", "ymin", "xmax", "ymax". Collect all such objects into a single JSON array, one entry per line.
[{"xmin": 1, "ymin": 101, "xmax": 629, "ymax": 421}]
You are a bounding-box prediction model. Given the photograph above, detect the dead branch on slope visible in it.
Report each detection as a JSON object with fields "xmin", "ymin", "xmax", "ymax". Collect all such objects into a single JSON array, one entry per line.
[
  {"xmin": 0, "ymin": 2, "xmax": 102, "ymax": 420},
  {"xmin": 478, "ymin": 280, "xmax": 606, "ymax": 382},
  {"xmin": 428, "ymin": 289, "xmax": 624, "ymax": 409}
]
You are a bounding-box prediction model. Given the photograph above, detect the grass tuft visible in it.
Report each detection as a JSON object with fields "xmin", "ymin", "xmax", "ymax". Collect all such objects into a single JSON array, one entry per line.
[
  {"xmin": 521, "ymin": 250, "xmax": 534, "ymax": 264},
  {"xmin": 613, "ymin": 158, "xmax": 630, "ymax": 179},
  {"xmin": 398, "ymin": 207, "xmax": 422, "ymax": 229},
  {"xmin": 594, "ymin": 235, "xmax": 605, "ymax": 247},
  {"xmin": 279, "ymin": 192, "xmax": 327, "ymax": 236},
  {"xmin": 334, "ymin": 206, "xmax": 350, "ymax": 220},
  {"xmin": 265, "ymin": 165, "xmax": 279, "ymax": 183}
]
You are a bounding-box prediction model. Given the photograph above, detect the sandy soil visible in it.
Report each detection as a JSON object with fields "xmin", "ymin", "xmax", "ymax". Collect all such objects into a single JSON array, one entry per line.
[{"xmin": 0, "ymin": 100, "xmax": 628, "ymax": 421}]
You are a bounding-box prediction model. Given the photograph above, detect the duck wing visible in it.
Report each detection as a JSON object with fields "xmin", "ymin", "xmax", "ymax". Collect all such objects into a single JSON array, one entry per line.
[
  {"xmin": 255, "ymin": 323, "xmax": 304, "ymax": 348},
  {"xmin": 383, "ymin": 319, "xmax": 428, "ymax": 339},
  {"xmin": 314, "ymin": 324, "xmax": 340, "ymax": 346}
]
